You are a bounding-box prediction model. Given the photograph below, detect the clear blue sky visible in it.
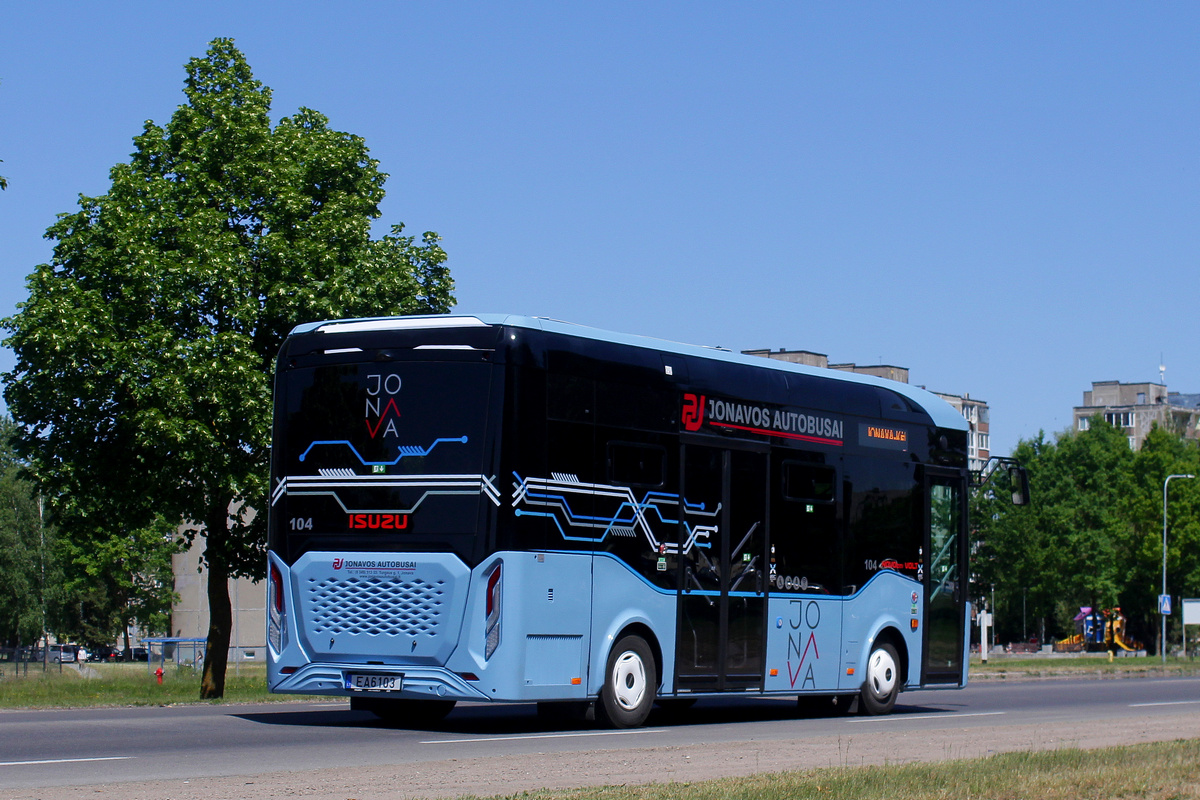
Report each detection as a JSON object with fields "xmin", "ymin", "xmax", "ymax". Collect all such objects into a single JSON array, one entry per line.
[{"xmin": 2, "ymin": 3, "xmax": 1197, "ymax": 456}]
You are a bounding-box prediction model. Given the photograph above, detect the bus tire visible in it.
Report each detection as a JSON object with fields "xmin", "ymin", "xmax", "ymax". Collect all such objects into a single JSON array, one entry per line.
[
  {"xmin": 859, "ymin": 642, "xmax": 899, "ymax": 715},
  {"xmin": 596, "ymin": 635, "xmax": 656, "ymax": 728},
  {"xmin": 351, "ymin": 696, "xmax": 456, "ymax": 725}
]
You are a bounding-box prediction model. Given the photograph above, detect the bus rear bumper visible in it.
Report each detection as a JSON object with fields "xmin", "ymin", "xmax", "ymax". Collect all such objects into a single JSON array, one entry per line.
[{"xmin": 270, "ymin": 662, "xmax": 492, "ymax": 702}]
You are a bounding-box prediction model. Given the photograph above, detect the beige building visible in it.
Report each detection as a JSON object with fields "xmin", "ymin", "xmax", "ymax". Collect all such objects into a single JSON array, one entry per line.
[
  {"xmin": 1073, "ymin": 380, "xmax": 1200, "ymax": 449},
  {"xmin": 742, "ymin": 348, "xmax": 991, "ymax": 472},
  {"xmin": 171, "ymin": 535, "xmax": 266, "ymax": 663}
]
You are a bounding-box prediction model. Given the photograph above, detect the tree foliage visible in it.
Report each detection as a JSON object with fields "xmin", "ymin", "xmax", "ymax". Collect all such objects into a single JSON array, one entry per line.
[
  {"xmin": 973, "ymin": 418, "xmax": 1200, "ymax": 653},
  {"xmin": 2, "ymin": 39, "xmax": 453, "ymax": 694},
  {"xmin": 0, "ymin": 418, "xmax": 54, "ymax": 647}
]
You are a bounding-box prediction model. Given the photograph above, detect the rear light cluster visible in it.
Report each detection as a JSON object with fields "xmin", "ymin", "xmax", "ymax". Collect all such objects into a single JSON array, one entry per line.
[
  {"xmin": 484, "ymin": 561, "xmax": 502, "ymax": 660},
  {"xmin": 268, "ymin": 561, "xmax": 287, "ymax": 653}
]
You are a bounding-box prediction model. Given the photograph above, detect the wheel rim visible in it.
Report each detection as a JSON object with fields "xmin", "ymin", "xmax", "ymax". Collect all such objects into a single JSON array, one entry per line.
[
  {"xmin": 611, "ymin": 650, "xmax": 647, "ymax": 711},
  {"xmin": 867, "ymin": 647, "xmax": 897, "ymax": 700}
]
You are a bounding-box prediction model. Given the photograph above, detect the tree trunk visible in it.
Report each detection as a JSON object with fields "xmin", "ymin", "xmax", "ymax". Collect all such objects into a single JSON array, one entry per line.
[{"xmin": 200, "ymin": 505, "xmax": 232, "ymax": 699}]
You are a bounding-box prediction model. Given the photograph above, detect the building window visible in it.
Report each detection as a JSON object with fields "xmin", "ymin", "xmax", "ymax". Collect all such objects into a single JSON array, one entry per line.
[
  {"xmin": 1078, "ymin": 417, "xmax": 1089, "ymax": 431},
  {"xmin": 1105, "ymin": 412, "xmax": 1135, "ymax": 429}
]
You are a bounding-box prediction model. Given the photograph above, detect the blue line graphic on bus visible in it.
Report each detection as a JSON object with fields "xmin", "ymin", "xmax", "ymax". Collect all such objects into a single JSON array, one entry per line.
[
  {"xmin": 511, "ymin": 472, "xmax": 718, "ymax": 556},
  {"xmin": 297, "ymin": 436, "xmax": 469, "ymax": 466}
]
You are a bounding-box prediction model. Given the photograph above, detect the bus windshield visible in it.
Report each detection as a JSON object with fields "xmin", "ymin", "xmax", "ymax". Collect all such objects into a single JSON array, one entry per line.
[{"xmin": 269, "ymin": 358, "xmax": 497, "ymax": 563}]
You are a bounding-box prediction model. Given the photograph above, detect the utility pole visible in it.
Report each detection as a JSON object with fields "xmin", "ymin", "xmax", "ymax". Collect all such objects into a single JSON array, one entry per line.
[
  {"xmin": 39, "ymin": 495, "xmax": 47, "ymax": 671},
  {"xmin": 1163, "ymin": 474, "xmax": 1195, "ymax": 663}
]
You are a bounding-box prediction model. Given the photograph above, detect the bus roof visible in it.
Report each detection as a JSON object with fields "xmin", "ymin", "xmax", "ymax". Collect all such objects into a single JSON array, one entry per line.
[{"xmin": 292, "ymin": 313, "xmax": 968, "ymax": 433}]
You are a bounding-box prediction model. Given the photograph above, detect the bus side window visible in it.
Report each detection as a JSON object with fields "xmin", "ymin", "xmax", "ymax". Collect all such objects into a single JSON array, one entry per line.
[
  {"xmin": 608, "ymin": 442, "xmax": 665, "ymax": 488},
  {"xmin": 770, "ymin": 456, "xmax": 839, "ymax": 595}
]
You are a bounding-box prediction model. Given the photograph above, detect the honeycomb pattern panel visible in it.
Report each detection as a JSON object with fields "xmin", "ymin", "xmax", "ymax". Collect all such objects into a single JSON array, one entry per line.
[{"xmin": 305, "ymin": 576, "xmax": 447, "ymax": 637}]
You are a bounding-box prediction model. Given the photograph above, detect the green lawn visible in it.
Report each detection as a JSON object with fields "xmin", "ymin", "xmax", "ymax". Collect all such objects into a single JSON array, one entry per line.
[
  {"xmin": 970, "ymin": 654, "xmax": 1200, "ymax": 679},
  {"xmin": 0, "ymin": 661, "xmax": 329, "ymax": 708}
]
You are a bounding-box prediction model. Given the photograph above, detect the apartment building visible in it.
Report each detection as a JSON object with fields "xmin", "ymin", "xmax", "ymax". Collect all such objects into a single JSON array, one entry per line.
[{"xmin": 1073, "ymin": 380, "xmax": 1200, "ymax": 449}]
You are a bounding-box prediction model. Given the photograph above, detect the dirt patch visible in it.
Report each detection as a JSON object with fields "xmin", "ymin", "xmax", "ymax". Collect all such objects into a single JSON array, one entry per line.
[{"xmin": 15, "ymin": 712, "xmax": 1200, "ymax": 800}]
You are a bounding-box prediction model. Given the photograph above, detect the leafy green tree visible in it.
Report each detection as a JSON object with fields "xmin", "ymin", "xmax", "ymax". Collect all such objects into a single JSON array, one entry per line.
[
  {"xmin": 975, "ymin": 417, "xmax": 1200, "ymax": 654},
  {"xmin": 55, "ymin": 512, "xmax": 182, "ymax": 653},
  {"xmin": 2, "ymin": 39, "xmax": 452, "ymax": 696},
  {"xmin": 1122, "ymin": 427, "xmax": 1200, "ymax": 650},
  {"xmin": 0, "ymin": 418, "xmax": 53, "ymax": 647},
  {"xmin": 972, "ymin": 432, "xmax": 1067, "ymax": 644}
]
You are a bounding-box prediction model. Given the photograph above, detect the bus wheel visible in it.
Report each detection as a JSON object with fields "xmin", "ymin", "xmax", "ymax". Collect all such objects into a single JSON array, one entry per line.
[
  {"xmin": 859, "ymin": 642, "xmax": 899, "ymax": 715},
  {"xmin": 351, "ymin": 697, "xmax": 456, "ymax": 725},
  {"xmin": 597, "ymin": 635, "xmax": 656, "ymax": 728}
]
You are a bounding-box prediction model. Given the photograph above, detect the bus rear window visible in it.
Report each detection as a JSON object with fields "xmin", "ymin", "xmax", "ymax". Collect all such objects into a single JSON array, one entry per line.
[{"xmin": 271, "ymin": 360, "xmax": 495, "ymax": 549}]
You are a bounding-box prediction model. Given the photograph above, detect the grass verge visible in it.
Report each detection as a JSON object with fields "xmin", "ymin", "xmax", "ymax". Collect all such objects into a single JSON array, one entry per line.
[
  {"xmin": 459, "ymin": 739, "xmax": 1200, "ymax": 800},
  {"xmin": 970, "ymin": 654, "xmax": 1200, "ymax": 680},
  {"xmin": 0, "ymin": 662, "xmax": 329, "ymax": 708}
]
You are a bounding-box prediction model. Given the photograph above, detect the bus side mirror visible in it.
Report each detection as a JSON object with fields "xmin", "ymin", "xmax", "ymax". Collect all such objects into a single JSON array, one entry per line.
[{"xmin": 1009, "ymin": 466, "xmax": 1031, "ymax": 506}]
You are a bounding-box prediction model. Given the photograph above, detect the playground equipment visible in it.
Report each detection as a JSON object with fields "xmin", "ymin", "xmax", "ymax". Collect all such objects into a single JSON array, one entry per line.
[{"xmin": 1055, "ymin": 607, "xmax": 1143, "ymax": 653}]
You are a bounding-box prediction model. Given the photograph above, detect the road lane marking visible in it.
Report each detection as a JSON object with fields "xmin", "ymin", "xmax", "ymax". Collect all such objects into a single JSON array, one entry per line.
[
  {"xmin": 853, "ymin": 711, "xmax": 1007, "ymax": 722},
  {"xmin": 422, "ymin": 728, "xmax": 666, "ymax": 745},
  {"xmin": 0, "ymin": 756, "xmax": 134, "ymax": 767},
  {"xmin": 1129, "ymin": 700, "xmax": 1200, "ymax": 707}
]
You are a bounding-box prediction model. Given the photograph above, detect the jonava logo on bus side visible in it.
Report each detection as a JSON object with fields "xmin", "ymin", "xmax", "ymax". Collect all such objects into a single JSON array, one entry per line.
[{"xmin": 681, "ymin": 393, "xmax": 844, "ymax": 446}]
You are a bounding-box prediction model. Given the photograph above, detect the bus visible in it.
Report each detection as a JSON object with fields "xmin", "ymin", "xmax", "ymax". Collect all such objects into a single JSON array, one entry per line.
[{"xmin": 266, "ymin": 314, "xmax": 1021, "ymax": 727}]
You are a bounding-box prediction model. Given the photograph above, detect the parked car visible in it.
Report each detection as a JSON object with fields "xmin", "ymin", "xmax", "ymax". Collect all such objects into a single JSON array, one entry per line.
[
  {"xmin": 32, "ymin": 642, "xmax": 79, "ymax": 662},
  {"xmin": 88, "ymin": 646, "xmax": 122, "ymax": 662},
  {"xmin": 122, "ymin": 646, "xmax": 149, "ymax": 662},
  {"xmin": 29, "ymin": 645, "xmax": 77, "ymax": 663}
]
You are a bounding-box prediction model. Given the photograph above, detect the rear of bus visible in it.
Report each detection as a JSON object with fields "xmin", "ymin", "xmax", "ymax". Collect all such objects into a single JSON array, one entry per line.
[{"xmin": 266, "ymin": 317, "xmax": 506, "ymax": 716}]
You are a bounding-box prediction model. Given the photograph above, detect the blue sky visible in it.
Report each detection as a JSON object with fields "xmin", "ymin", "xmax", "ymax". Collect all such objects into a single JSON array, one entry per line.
[{"xmin": 2, "ymin": 3, "xmax": 1197, "ymax": 456}]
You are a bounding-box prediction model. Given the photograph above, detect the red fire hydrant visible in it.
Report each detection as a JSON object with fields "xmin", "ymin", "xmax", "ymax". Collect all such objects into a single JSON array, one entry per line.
[{"xmin": 155, "ymin": 667, "xmax": 164, "ymax": 685}]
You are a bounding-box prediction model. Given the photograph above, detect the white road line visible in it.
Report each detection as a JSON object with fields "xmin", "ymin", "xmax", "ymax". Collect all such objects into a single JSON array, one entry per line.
[
  {"xmin": 422, "ymin": 728, "xmax": 667, "ymax": 745},
  {"xmin": 0, "ymin": 756, "xmax": 134, "ymax": 767},
  {"xmin": 1129, "ymin": 700, "xmax": 1200, "ymax": 708},
  {"xmin": 853, "ymin": 711, "xmax": 1007, "ymax": 722}
]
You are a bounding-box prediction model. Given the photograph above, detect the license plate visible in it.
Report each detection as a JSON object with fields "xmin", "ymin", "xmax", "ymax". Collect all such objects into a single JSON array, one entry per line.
[{"xmin": 346, "ymin": 673, "xmax": 402, "ymax": 692}]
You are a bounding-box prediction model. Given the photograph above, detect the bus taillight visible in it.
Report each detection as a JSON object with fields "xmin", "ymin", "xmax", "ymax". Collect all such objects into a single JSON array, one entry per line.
[
  {"xmin": 270, "ymin": 563, "xmax": 284, "ymax": 614},
  {"xmin": 268, "ymin": 561, "xmax": 287, "ymax": 653},
  {"xmin": 484, "ymin": 561, "xmax": 502, "ymax": 660}
]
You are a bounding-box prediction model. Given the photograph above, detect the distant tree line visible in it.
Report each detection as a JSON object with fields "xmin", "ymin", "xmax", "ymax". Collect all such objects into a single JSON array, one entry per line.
[{"xmin": 972, "ymin": 418, "xmax": 1200, "ymax": 654}]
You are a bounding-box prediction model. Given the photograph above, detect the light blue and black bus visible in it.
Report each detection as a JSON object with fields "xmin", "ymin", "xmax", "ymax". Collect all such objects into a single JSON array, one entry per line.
[{"xmin": 267, "ymin": 314, "xmax": 1017, "ymax": 727}]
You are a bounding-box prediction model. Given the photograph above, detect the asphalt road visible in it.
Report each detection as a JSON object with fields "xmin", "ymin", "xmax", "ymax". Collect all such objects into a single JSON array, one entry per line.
[{"xmin": 3, "ymin": 677, "xmax": 1200, "ymax": 795}]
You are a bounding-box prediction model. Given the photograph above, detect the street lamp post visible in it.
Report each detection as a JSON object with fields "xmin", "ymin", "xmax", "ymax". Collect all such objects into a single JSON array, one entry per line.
[{"xmin": 1162, "ymin": 474, "xmax": 1195, "ymax": 663}]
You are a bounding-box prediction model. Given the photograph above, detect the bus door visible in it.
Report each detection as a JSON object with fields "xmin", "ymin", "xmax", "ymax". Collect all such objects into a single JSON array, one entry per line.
[
  {"xmin": 923, "ymin": 468, "xmax": 968, "ymax": 684},
  {"xmin": 676, "ymin": 443, "xmax": 768, "ymax": 692}
]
